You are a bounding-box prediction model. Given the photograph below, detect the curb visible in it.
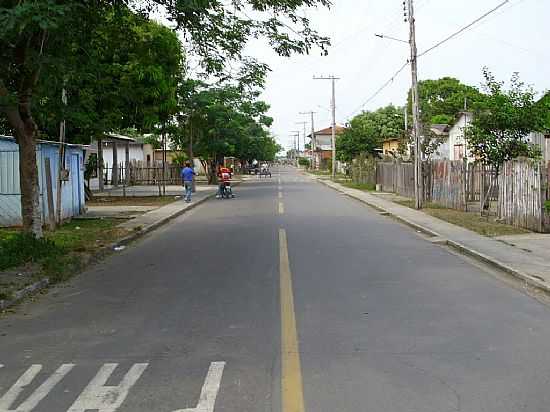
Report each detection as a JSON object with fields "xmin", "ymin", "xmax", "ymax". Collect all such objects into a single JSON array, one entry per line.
[
  {"xmin": 113, "ymin": 192, "xmax": 217, "ymax": 248},
  {"xmin": 1, "ymin": 191, "xmax": 220, "ymax": 311},
  {"xmin": 309, "ymin": 174, "xmax": 550, "ymax": 295},
  {"xmin": 0, "ymin": 278, "xmax": 50, "ymax": 311}
]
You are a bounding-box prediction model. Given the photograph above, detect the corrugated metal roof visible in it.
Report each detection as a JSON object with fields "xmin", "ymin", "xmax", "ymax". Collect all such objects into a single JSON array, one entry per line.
[{"xmin": 0, "ymin": 135, "xmax": 84, "ymax": 149}]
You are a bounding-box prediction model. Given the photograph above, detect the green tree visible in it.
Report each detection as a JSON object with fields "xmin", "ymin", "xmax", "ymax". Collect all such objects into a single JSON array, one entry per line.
[
  {"xmin": 405, "ymin": 77, "xmax": 486, "ymax": 158},
  {"xmin": 466, "ymin": 69, "xmax": 544, "ymax": 171},
  {"xmin": 337, "ymin": 105, "xmax": 404, "ymax": 162},
  {"xmin": 0, "ymin": 0, "xmax": 330, "ymax": 236},
  {"xmin": 411, "ymin": 77, "xmax": 486, "ymax": 125}
]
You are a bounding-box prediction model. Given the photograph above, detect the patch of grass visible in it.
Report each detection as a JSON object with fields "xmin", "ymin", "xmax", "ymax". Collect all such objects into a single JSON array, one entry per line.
[
  {"xmin": 338, "ymin": 181, "xmax": 375, "ymax": 191},
  {"xmin": 0, "ymin": 233, "xmax": 63, "ymax": 271},
  {"xmin": 394, "ymin": 199, "xmax": 531, "ymax": 237},
  {"xmin": 87, "ymin": 196, "xmax": 177, "ymax": 207},
  {"xmin": 0, "ymin": 219, "xmax": 130, "ymax": 299}
]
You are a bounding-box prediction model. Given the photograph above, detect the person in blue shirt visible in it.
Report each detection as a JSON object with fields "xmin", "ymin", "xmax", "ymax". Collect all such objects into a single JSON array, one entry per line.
[{"xmin": 181, "ymin": 161, "xmax": 196, "ymax": 202}]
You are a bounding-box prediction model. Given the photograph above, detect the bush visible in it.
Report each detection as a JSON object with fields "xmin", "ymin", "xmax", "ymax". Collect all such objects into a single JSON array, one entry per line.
[
  {"xmin": 0, "ymin": 233, "xmax": 64, "ymax": 271},
  {"xmin": 298, "ymin": 157, "xmax": 310, "ymax": 167},
  {"xmin": 545, "ymin": 200, "xmax": 550, "ymax": 213}
]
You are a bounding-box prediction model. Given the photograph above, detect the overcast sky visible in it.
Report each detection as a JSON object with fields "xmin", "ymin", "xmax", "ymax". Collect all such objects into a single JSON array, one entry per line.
[{"xmin": 243, "ymin": 0, "xmax": 549, "ymax": 151}]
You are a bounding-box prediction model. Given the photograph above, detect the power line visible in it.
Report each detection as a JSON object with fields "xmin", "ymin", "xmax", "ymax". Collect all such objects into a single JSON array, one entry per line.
[
  {"xmin": 418, "ymin": 0, "xmax": 510, "ymax": 58},
  {"xmin": 347, "ymin": 60, "xmax": 410, "ymax": 118},
  {"xmin": 346, "ymin": 0, "xmax": 521, "ymax": 119}
]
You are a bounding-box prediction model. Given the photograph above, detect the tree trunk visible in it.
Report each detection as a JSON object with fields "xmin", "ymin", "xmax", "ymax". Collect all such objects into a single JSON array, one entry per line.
[{"xmin": 17, "ymin": 127, "xmax": 43, "ymax": 237}]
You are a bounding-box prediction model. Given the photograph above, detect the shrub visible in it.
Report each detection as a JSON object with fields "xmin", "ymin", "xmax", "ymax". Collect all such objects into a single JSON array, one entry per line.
[{"xmin": 0, "ymin": 233, "xmax": 64, "ymax": 271}]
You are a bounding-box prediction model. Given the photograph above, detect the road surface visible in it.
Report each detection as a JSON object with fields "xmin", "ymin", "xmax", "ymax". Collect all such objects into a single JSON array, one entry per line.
[{"xmin": 1, "ymin": 166, "xmax": 550, "ymax": 412}]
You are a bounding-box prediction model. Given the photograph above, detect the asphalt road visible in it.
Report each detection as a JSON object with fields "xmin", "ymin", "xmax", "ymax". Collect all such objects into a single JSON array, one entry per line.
[{"xmin": 1, "ymin": 166, "xmax": 550, "ymax": 412}]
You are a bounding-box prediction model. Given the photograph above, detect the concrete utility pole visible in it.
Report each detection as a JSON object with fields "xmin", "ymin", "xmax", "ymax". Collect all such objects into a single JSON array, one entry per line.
[
  {"xmin": 407, "ymin": 0, "xmax": 424, "ymax": 209},
  {"xmin": 299, "ymin": 111, "xmax": 316, "ymax": 169},
  {"xmin": 290, "ymin": 131, "xmax": 300, "ymax": 166},
  {"xmin": 295, "ymin": 121, "xmax": 308, "ymax": 164},
  {"xmin": 314, "ymin": 75, "xmax": 339, "ymax": 179}
]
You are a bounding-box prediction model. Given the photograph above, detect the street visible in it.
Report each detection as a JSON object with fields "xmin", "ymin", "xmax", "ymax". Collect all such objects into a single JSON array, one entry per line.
[{"xmin": 1, "ymin": 166, "xmax": 550, "ymax": 412}]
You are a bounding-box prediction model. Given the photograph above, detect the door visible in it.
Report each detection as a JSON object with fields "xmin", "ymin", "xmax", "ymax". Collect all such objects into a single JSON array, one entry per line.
[{"xmin": 70, "ymin": 153, "xmax": 81, "ymax": 215}]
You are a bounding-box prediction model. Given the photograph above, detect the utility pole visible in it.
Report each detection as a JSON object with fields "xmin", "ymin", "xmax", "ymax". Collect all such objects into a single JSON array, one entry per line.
[
  {"xmin": 407, "ymin": 0, "xmax": 423, "ymax": 209},
  {"xmin": 299, "ymin": 111, "xmax": 316, "ymax": 169},
  {"xmin": 295, "ymin": 121, "xmax": 308, "ymax": 165},
  {"xmin": 314, "ymin": 75, "xmax": 339, "ymax": 179},
  {"xmin": 290, "ymin": 131, "xmax": 300, "ymax": 166}
]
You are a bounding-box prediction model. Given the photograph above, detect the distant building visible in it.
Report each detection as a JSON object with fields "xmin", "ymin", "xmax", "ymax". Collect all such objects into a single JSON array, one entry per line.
[
  {"xmin": 429, "ymin": 124, "xmax": 451, "ymax": 160},
  {"xmin": 448, "ymin": 112, "xmax": 474, "ymax": 161},
  {"xmin": 0, "ymin": 136, "xmax": 85, "ymax": 227},
  {"xmin": 307, "ymin": 125, "xmax": 347, "ymax": 168}
]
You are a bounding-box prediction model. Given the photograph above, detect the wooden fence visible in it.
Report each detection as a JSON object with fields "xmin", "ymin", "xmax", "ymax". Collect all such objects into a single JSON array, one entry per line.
[
  {"xmin": 102, "ymin": 161, "xmax": 184, "ymax": 186},
  {"xmin": 371, "ymin": 158, "xmax": 549, "ymax": 232},
  {"xmin": 351, "ymin": 155, "xmax": 376, "ymax": 186},
  {"xmin": 376, "ymin": 161, "xmax": 429, "ymax": 200},
  {"xmin": 429, "ymin": 160, "xmax": 467, "ymax": 210},
  {"xmin": 498, "ymin": 159, "xmax": 546, "ymax": 232}
]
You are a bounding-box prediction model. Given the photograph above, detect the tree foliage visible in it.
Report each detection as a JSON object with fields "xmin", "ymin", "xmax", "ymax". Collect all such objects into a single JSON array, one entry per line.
[
  {"xmin": 0, "ymin": 0, "xmax": 330, "ymax": 235},
  {"xmin": 466, "ymin": 69, "xmax": 545, "ymax": 169},
  {"xmin": 411, "ymin": 77, "xmax": 486, "ymax": 125},
  {"xmin": 337, "ymin": 105, "xmax": 404, "ymax": 162}
]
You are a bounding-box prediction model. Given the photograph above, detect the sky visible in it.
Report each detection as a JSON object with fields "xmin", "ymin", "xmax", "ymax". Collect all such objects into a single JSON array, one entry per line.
[{"xmin": 241, "ymin": 0, "xmax": 550, "ymax": 151}]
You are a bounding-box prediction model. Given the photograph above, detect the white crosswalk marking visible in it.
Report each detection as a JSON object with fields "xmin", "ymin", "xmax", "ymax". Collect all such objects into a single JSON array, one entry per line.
[
  {"xmin": 0, "ymin": 364, "xmax": 75, "ymax": 412},
  {"xmin": 66, "ymin": 363, "xmax": 148, "ymax": 412},
  {"xmin": 172, "ymin": 362, "xmax": 225, "ymax": 412}
]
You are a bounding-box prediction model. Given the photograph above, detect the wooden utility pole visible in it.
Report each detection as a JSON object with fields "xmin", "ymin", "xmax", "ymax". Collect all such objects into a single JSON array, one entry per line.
[
  {"xmin": 56, "ymin": 87, "xmax": 67, "ymax": 224},
  {"xmin": 314, "ymin": 75, "xmax": 340, "ymax": 179},
  {"xmin": 407, "ymin": 0, "xmax": 424, "ymax": 209}
]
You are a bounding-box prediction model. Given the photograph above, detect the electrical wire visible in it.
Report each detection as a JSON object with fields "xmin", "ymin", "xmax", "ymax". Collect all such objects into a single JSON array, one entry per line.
[
  {"xmin": 346, "ymin": 60, "xmax": 410, "ymax": 118},
  {"xmin": 345, "ymin": 0, "xmax": 528, "ymax": 120},
  {"xmin": 418, "ymin": 0, "xmax": 510, "ymax": 58}
]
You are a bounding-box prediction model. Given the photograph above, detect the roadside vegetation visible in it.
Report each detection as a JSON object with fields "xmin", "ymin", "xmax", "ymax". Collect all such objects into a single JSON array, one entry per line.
[
  {"xmin": 394, "ymin": 200, "xmax": 530, "ymax": 237},
  {"xmin": 0, "ymin": 219, "xmax": 129, "ymax": 302}
]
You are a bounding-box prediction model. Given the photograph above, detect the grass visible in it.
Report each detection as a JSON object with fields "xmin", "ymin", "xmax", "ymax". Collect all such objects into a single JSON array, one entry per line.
[
  {"xmin": 333, "ymin": 179, "xmax": 376, "ymax": 192},
  {"xmin": 87, "ymin": 196, "xmax": 178, "ymax": 207},
  {"xmin": 394, "ymin": 199, "xmax": 531, "ymax": 237},
  {"xmin": 0, "ymin": 219, "xmax": 130, "ymax": 301}
]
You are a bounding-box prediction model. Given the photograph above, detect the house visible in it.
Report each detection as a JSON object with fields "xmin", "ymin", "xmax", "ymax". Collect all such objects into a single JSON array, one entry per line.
[
  {"xmin": 0, "ymin": 136, "xmax": 85, "ymax": 227},
  {"xmin": 528, "ymin": 132, "xmax": 550, "ymax": 162},
  {"xmin": 448, "ymin": 112, "xmax": 474, "ymax": 161},
  {"xmin": 429, "ymin": 124, "xmax": 451, "ymax": 160},
  {"xmin": 308, "ymin": 125, "xmax": 346, "ymax": 168},
  {"xmin": 87, "ymin": 134, "xmax": 154, "ymax": 190},
  {"xmin": 383, "ymin": 138, "xmax": 400, "ymax": 157}
]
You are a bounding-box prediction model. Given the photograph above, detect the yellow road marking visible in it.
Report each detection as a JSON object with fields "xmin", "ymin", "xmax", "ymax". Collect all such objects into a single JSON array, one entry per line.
[
  {"xmin": 279, "ymin": 229, "xmax": 305, "ymax": 412},
  {"xmin": 279, "ymin": 202, "xmax": 285, "ymax": 214}
]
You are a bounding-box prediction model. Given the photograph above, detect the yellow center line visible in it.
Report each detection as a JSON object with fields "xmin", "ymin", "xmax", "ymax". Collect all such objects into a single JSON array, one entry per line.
[
  {"xmin": 279, "ymin": 202, "xmax": 285, "ymax": 214},
  {"xmin": 279, "ymin": 229, "xmax": 305, "ymax": 412}
]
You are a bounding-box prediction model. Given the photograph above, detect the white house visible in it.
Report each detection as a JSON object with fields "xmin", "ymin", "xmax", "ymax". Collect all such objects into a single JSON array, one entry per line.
[
  {"xmin": 86, "ymin": 134, "xmax": 154, "ymax": 190},
  {"xmin": 448, "ymin": 112, "xmax": 474, "ymax": 161},
  {"xmin": 429, "ymin": 124, "xmax": 451, "ymax": 160},
  {"xmin": 528, "ymin": 132, "xmax": 550, "ymax": 162}
]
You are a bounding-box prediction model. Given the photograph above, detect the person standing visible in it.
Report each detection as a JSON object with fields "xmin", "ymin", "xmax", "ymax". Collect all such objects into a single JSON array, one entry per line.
[{"xmin": 181, "ymin": 161, "xmax": 195, "ymax": 202}]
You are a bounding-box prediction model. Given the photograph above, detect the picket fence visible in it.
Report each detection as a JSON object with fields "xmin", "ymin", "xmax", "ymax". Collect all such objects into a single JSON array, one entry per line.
[
  {"xmin": 370, "ymin": 158, "xmax": 548, "ymax": 232},
  {"xmin": 498, "ymin": 159, "xmax": 546, "ymax": 232}
]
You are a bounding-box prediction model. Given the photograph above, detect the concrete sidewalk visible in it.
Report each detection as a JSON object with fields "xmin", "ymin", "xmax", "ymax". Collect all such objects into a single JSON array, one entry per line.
[{"xmin": 310, "ymin": 175, "xmax": 550, "ymax": 294}]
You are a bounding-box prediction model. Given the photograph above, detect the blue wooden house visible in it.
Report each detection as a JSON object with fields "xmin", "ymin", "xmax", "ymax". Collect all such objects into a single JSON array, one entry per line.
[{"xmin": 0, "ymin": 136, "xmax": 85, "ymax": 227}]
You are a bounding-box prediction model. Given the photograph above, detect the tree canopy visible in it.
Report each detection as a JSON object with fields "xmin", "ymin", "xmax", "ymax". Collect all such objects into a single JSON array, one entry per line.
[
  {"xmin": 411, "ymin": 77, "xmax": 486, "ymax": 126},
  {"xmin": 0, "ymin": 0, "xmax": 330, "ymax": 235},
  {"xmin": 466, "ymin": 69, "xmax": 545, "ymax": 169},
  {"xmin": 337, "ymin": 105, "xmax": 405, "ymax": 162}
]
